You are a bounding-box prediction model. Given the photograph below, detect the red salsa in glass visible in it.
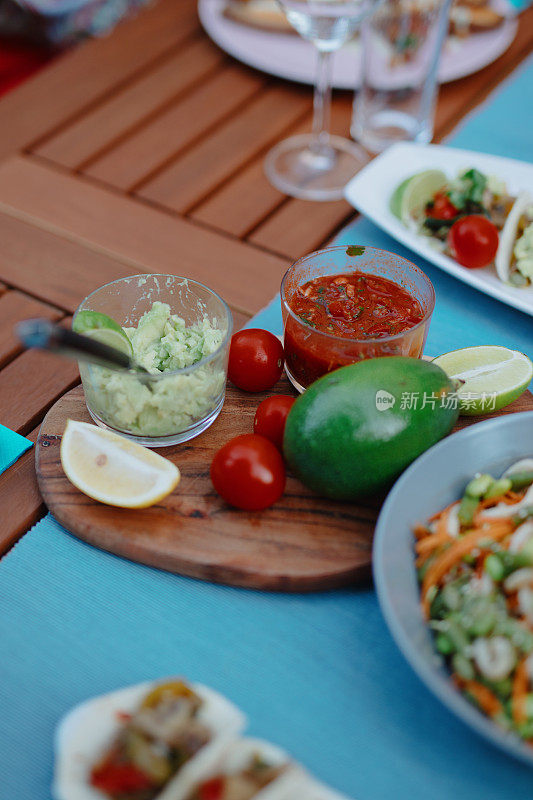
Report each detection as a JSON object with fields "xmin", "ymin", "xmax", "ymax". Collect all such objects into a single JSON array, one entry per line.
[{"xmin": 284, "ymin": 271, "xmax": 425, "ymax": 387}]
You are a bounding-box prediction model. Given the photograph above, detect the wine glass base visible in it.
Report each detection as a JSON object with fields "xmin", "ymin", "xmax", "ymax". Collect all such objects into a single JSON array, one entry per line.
[{"xmin": 264, "ymin": 133, "xmax": 369, "ymax": 201}]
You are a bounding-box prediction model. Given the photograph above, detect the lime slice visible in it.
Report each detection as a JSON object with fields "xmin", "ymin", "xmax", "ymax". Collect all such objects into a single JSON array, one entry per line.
[
  {"xmin": 389, "ymin": 176, "xmax": 412, "ymax": 219},
  {"xmin": 390, "ymin": 169, "xmax": 447, "ymax": 225},
  {"xmin": 73, "ymin": 310, "xmax": 132, "ymax": 357},
  {"xmin": 433, "ymin": 346, "xmax": 533, "ymax": 416},
  {"xmin": 61, "ymin": 420, "xmax": 180, "ymax": 508}
]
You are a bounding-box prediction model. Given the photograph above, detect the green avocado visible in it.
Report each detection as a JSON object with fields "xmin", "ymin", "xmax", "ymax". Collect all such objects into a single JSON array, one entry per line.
[{"xmin": 283, "ymin": 357, "xmax": 459, "ymax": 501}]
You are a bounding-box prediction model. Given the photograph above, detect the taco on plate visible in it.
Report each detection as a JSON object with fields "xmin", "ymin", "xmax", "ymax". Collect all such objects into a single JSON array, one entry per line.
[
  {"xmin": 53, "ymin": 679, "xmax": 246, "ymax": 800},
  {"xmin": 495, "ymin": 190, "xmax": 533, "ymax": 288}
]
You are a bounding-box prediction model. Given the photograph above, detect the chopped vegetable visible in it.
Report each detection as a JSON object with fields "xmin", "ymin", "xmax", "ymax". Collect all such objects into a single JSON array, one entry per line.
[
  {"xmin": 415, "ymin": 459, "xmax": 533, "ymax": 740},
  {"xmin": 90, "ymin": 681, "xmax": 212, "ymax": 800}
]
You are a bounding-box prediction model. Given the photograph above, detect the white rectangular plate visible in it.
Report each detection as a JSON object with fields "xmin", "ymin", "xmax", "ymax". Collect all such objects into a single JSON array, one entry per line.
[{"xmin": 344, "ymin": 142, "xmax": 533, "ymax": 317}]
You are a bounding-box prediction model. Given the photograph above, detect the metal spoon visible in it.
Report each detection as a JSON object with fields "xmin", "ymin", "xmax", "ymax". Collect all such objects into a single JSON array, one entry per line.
[{"xmin": 16, "ymin": 318, "xmax": 154, "ymax": 386}]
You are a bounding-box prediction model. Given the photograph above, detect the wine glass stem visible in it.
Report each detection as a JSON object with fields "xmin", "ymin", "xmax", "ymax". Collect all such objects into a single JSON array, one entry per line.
[{"xmin": 311, "ymin": 49, "xmax": 333, "ymax": 154}]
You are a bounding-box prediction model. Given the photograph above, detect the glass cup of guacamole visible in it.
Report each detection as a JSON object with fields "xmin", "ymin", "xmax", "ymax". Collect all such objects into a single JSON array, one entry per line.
[{"xmin": 75, "ymin": 275, "xmax": 233, "ymax": 446}]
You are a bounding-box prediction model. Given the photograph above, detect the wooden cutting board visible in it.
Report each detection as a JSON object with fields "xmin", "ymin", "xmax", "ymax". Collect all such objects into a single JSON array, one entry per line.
[{"xmin": 36, "ymin": 381, "xmax": 533, "ymax": 592}]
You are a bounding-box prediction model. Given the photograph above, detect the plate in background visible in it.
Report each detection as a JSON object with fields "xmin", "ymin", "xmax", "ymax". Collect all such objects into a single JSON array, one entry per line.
[{"xmin": 199, "ymin": 0, "xmax": 518, "ymax": 89}]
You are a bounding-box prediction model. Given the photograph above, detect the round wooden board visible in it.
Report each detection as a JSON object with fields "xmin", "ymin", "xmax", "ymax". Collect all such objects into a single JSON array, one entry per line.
[{"xmin": 36, "ymin": 381, "xmax": 533, "ymax": 592}]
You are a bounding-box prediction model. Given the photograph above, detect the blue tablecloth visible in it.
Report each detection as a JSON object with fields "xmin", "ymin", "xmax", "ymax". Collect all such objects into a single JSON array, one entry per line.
[
  {"xmin": 1, "ymin": 53, "xmax": 533, "ymax": 800},
  {"xmin": 0, "ymin": 423, "xmax": 32, "ymax": 475}
]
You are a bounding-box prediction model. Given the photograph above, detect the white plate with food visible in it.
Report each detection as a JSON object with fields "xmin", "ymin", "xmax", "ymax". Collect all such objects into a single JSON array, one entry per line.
[
  {"xmin": 344, "ymin": 142, "xmax": 533, "ymax": 317},
  {"xmin": 198, "ymin": 0, "xmax": 518, "ymax": 88}
]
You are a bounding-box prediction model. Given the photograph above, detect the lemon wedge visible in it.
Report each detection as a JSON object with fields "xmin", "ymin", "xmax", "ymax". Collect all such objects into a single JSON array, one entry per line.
[{"xmin": 60, "ymin": 420, "xmax": 180, "ymax": 508}]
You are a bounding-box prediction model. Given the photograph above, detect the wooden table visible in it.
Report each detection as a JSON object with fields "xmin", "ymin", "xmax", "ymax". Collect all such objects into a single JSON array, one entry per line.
[{"xmin": 0, "ymin": 0, "xmax": 531, "ymax": 555}]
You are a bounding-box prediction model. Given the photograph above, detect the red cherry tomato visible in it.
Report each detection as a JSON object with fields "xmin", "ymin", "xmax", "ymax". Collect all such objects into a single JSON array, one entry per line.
[
  {"xmin": 199, "ymin": 776, "xmax": 225, "ymax": 800},
  {"xmin": 91, "ymin": 760, "xmax": 153, "ymax": 794},
  {"xmin": 228, "ymin": 329, "xmax": 284, "ymax": 392},
  {"xmin": 448, "ymin": 215, "xmax": 499, "ymax": 269},
  {"xmin": 254, "ymin": 395, "xmax": 296, "ymax": 451},
  {"xmin": 427, "ymin": 191, "xmax": 458, "ymax": 220},
  {"xmin": 211, "ymin": 434, "xmax": 285, "ymax": 511}
]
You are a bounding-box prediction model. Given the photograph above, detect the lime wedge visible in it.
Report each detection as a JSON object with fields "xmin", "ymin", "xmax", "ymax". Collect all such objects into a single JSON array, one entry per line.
[
  {"xmin": 433, "ymin": 346, "xmax": 533, "ymax": 416},
  {"xmin": 389, "ymin": 176, "xmax": 412, "ymax": 219},
  {"xmin": 390, "ymin": 169, "xmax": 447, "ymax": 225},
  {"xmin": 73, "ymin": 310, "xmax": 133, "ymax": 357}
]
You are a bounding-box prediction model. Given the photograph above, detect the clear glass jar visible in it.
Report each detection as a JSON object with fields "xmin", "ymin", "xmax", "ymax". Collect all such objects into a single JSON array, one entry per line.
[
  {"xmin": 281, "ymin": 245, "xmax": 435, "ymax": 391},
  {"xmin": 75, "ymin": 275, "xmax": 232, "ymax": 446}
]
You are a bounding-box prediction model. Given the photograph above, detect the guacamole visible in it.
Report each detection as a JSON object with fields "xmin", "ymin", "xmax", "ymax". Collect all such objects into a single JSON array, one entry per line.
[
  {"xmin": 81, "ymin": 302, "xmax": 226, "ymax": 438},
  {"xmin": 514, "ymin": 221, "xmax": 533, "ymax": 280}
]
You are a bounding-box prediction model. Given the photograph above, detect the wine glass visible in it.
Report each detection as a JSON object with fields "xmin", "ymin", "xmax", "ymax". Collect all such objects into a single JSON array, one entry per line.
[{"xmin": 265, "ymin": 0, "xmax": 381, "ymax": 201}]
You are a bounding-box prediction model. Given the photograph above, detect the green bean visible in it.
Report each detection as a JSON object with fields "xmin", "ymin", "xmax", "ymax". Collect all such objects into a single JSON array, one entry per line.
[
  {"xmin": 430, "ymin": 590, "xmax": 448, "ymax": 620},
  {"xmin": 509, "ymin": 471, "xmax": 533, "ymax": 491},
  {"xmin": 458, "ymin": 494, "xmax": 479, "ymax": 526},
  {"xmin": 484, "ymin": 478, "xmax": 512, "ymax": 500},
  {"xmin": 488, "ymin": 550, "xmax": 533, "ymax": 580},
  {"xmin": 466, "ymin": 473, "xmax": 494, "ymax": 498},
  {"xmin": 436, "ymin": 632, "xmax": 455, "ymax": 655},
  {"xmin": 525, "ymin": 694, "xmax": 533, "ymax": 721},
  {"xmin": 452, "ymin": 653, "xmax": 475, "ymax": 681},
  {"xmin": 485, "ymin": 553, "xmax": 505, "ymax": 582},
  {"xmin": 446, "ymin": 619, "xmax": 470, "ymax": 653},
  {"xmin": 487, "ymin": 677, "xmax": 512, "ymax": 699},
  {"xmin": 442, "ymin": 583, "xmax": 463, "ymax": 612},
  {"xmin": 514, "ymin": 507, "xmax": 533, "ymax": 526}
]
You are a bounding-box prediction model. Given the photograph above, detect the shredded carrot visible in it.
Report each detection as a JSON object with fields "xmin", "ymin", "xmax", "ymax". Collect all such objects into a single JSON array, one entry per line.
[
  {"xmin": 475, "ymin": 553, "xmax": 488, "ymax": 578},
  {"xmin": 415, "ymin": 508, "xmax": 453, "ymax": 556},
  {"xmin": 421, "ymin": 521, "xmax": 513, "ymax": 616},
  {"xmin": 413, "ymin": 523, "xmax": 431, "ymax": 540},
  {"xmin": 458, "ymin": 678, "xmax": 503, "ymax": 717},
  {"xmin": 506, "ymin": 489, "xmax": 526, "ymax": 502},
  {"xmin": 512, "ymin": 658, "xmax": 530, "ymax": 726},
  {"xmin": 428, "ymin": 501, "xmax": 457, "ymax": 524},
  {"xmin": 475, "ymin": 490, "xmax": 528, "ymax": 525},
  {"xmin": 507, "ymin": 592, "xmax": 520, "ymax": 613},
  {"xmin": 478, "ymin": 495, "xmax": 509, "ymax": 510},
  {"xmin": 415, "ymin": 530, "xmax": 451, "ymax": 556},
  {"xmin": 478, "ymin": 491, "xmax": 524, "ymax": 511}
]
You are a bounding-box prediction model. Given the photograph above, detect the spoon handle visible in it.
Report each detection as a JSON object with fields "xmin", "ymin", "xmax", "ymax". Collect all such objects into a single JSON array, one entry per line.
[{"xmin": 17, "ymin": 318, "xmax": 135, "ymax": 371}]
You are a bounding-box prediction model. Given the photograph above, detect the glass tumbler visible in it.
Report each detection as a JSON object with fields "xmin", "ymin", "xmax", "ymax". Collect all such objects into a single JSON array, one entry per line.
[
  {"xmin": 281, "ymin": 245, "xmax": 435, "ymax": 391},
  {"xmin": 75, "ymin": 275, "xmax": 232, "ymax": 447},
  {"xmin": 351, "ymin": 0, "xmax": 452, "ymax": 153}
]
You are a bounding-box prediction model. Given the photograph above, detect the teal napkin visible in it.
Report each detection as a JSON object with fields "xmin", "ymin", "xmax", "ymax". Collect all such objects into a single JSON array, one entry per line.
[{"xmin": 0, "ymin": 423, "xmax": 33, "ymax": 475}]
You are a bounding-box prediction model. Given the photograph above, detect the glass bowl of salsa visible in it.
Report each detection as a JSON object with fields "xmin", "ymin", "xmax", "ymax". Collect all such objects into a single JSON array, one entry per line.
[{"xmin": 281, "ymin": 245, "xmax": 435, "ymax": 390}]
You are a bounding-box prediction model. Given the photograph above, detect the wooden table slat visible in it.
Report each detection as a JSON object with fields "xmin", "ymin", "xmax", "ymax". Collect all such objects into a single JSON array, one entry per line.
[
  {"xmin": 0, "ymin": 427, "xmax": 44, "ymax": 556},
  {"xmin": 0, "ymin": 344, "xmax": 79, "ymax": 435},
  {"xmin": 84, "ymin": 65, "xmax": 267, "ymax": 191},
  {"xmin": 0, "ymin": 156, "xmax": 289, "ymax": 315},
  {"xmin": 137, "ymin": 84, "xmax": 311, "ymax": 213},
  {"xmin": 0, "ymin": 0, "xmax": 200, "ymax": 163},
  {"xmin": 34, "ymin": 37, "xmax": 226, "ymax": 171},
  {"xmin": 0, "ymin": 212, "xmax": 148, "ymax": 313},
  {"xmin": 249, "ymin": 197, "xmax": 355, "ymax": 260},
  {"xmin": 0, "ymin": 290, "xmax": 63, "ymax": 369},
  {"xmin": 190, "ymin": 100, "xmax": 353, "ymax": 239}
]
